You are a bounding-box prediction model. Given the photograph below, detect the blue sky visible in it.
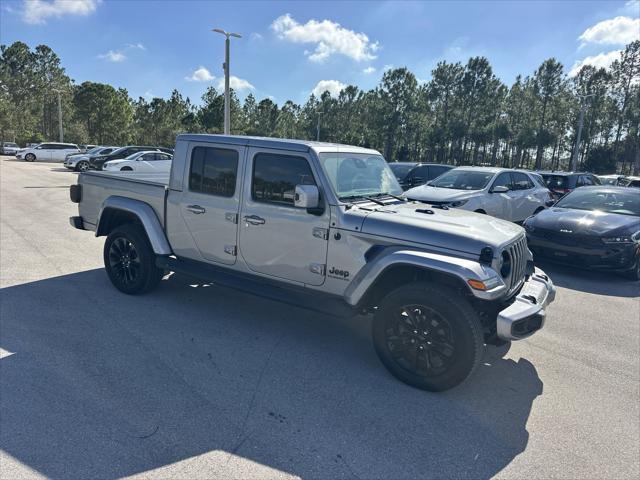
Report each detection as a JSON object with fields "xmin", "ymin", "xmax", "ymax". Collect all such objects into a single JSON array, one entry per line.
[{"xmin": 1, "ymin": 1, "xmax": 638, "ymax": 105}]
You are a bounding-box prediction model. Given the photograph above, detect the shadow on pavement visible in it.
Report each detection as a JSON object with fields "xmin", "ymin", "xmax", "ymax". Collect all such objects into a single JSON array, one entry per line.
[
  {"xmin": 1, "ymin": 269, "xmax": 543, "ymax": 479},
  {"xmin": 535, "ymin": 260, "xmax": 639, "ymax": 298}
]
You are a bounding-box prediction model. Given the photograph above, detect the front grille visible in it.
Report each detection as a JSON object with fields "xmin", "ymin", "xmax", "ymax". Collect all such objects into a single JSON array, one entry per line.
[{"xmin": 505, "ymin": 236, "xmax": 527, "ymax": 293}]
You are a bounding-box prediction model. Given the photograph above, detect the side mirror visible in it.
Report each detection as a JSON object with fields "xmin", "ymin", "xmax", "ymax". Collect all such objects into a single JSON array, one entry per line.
[
  {"xmin": 294, "ymin": 185, "xmax": 320, "ymax": 209},
  {"xmin": 491, "ymin": 185, "xmax": 509, "ymax": 193},
  {"xmin": 35, "ymin": 146, "xmax": 42, "ymax": 150}
]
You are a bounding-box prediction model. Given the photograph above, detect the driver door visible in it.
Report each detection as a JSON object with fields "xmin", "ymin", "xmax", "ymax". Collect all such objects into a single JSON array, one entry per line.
[{"xmin": 238, "ymin": 148, "xmax": 330, "ymax": 286}]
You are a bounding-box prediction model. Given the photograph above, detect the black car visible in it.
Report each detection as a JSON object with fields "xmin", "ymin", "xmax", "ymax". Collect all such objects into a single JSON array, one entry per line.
[
  {"xmin": 389, "ymin": 162, "xmax": 453, "ymax": 190},
  {"xmin": 523, "ymin": 186, "xmax": 640, "ymax": 280},
  {"xmin": 88, "ymin": 146, "xmax": 173, "ymax": 170},
  {"xmin": 539, "ymin": 172, "xmax": 601, "ymax": 200}
]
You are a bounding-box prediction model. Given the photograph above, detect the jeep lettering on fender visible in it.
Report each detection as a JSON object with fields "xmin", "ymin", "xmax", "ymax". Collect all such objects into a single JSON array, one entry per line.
[{"xmin": 328, "ymin": 267, "xmax": 350, "ymax": 280}]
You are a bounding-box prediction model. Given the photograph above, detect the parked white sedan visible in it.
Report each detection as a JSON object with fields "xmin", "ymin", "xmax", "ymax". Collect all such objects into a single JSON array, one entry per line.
[
  {"xmin": 103, "ymin": 150, "xmax": 173, "ymax": 173},
  {"xmin": 405, "ymin": 167, "xmax": 554, "ymax": 222},
  {"xmin": 16, "ymin": 142, "xmax": 81, "ymax": 162}
]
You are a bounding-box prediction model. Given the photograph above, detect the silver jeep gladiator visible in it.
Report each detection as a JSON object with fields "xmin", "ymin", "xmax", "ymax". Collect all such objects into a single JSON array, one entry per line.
[{"xmin": 70, "ymin": 134, "xmax": 555, "ymax": 391}]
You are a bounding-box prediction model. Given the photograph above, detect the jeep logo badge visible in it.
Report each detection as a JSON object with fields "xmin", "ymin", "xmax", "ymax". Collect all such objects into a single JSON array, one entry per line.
[{"xmin": 328, "ymin": 267, "xmax": 350, "ymax": 280}]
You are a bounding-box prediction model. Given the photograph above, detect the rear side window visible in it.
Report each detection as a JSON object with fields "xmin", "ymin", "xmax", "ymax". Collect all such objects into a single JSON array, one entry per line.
[
  {"xmin": 410, "ymin": 165, "xmax": 430, "ymax": 184},
  {"xmin": 189, "ymin": 146, "xmax": 238, "ymax": 197},
  {"xmin": 252, "ymin": 153, "xmax": 316, "ymax": 206},
  {"xmin": 492, "ymin": 172, "xmax": 513, "ymax": 190},
  {"xmin": 512, "ymin": 172, "xmax": 534, "ymax": 190}
]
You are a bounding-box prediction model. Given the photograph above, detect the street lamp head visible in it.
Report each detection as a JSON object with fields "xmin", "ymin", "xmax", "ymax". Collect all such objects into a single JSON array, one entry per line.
[
  {"xmin": 213, "ymin": 28, "xmax": 241, "ymax": 39},
  {"xmin": 230, "ymin": 32, "xmax": 242, "ymax": 38},
  {"xmin": 212, "ymin": 28, "xmax": 227, "ymax": 35}
]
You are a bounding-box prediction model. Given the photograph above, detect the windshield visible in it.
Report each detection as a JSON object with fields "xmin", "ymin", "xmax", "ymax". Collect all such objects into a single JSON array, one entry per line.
[
  {"xmin": 85, "ymin": 146, "xmax": 103, "ymax": 154},
  {"xmin": 598, "ymin": 176, "xmax": 619, "ymax": 185},
  {"xmin": 430, "ymin": 169, "xmax": 494, "ymax": 190},
  {"xmin": 556, "ymin": 188, "xmax": 640, "ymax": 217},
  {"xmin": 318, "ymin": 152, "xmax": 402, "ymax": 200},
  {"xmin": 5, "ymin": 143, "xmax": 18, "ymax": 147},
  {"xmin": 125, "ymin": 151, "xmax": 145, "ymax": 160}
]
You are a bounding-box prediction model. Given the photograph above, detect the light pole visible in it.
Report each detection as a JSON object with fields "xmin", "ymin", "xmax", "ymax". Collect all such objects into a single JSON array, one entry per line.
[
  {"xmin": 213, "ymin": 28, "xmax": 241, "ymax": 135},
  {"xmin": 316, "ymin": 110, "xmax": 323, "ymax": 141},
  {"xmin": 571, "ymin": 93, "xmax": 595, "ymax": 172},
  {"xmin": 51, "ymin": 88, "xmax": 64, "ymax": 142}
]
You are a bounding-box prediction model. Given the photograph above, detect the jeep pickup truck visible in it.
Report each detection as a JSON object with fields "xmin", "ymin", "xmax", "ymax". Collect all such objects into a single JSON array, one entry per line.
[{"xmin": 70, "ymin": 134, "xmax": 556, "ymax": 391}]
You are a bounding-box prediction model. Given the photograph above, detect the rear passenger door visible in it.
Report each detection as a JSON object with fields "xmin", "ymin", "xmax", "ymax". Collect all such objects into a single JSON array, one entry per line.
[{"xmin": 178, "ymin": 143, "xmax": 244, "ymax": 265}]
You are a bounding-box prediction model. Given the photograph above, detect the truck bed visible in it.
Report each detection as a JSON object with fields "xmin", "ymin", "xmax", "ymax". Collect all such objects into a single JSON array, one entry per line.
[{"xmin": 77, "ymin": 171, "xmax": 168, "ymax": 230}]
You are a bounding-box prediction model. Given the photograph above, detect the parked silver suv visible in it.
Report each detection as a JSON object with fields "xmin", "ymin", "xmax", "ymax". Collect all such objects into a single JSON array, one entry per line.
[{"xmin": 70, "ymin": 135, "xmax": 555, "ymax": 391}]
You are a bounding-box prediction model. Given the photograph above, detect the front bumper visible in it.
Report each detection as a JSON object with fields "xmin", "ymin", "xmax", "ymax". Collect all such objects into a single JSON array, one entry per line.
[
  {"xmin": 496, "ymin": 267, "xmax": 555, "ymax": 341},
  {"xmin": 69, "ymin": 216, "xmax": 85, "ymax": 230}
]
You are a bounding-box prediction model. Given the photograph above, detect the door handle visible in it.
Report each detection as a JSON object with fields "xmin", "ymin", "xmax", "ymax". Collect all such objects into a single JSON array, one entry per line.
[
  {"xmin": 186, "ymin": 205, "xmax": 206, "ymax": 214},
  {"xmin": 244, "ymin": 215, "xmax": 265, "ymax": 225}
]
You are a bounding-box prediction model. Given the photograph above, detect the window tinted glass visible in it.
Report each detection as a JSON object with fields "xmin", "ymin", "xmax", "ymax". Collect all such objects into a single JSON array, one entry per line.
[
  {"xmin": 389, "ymin": 163, "xmax": 414, "ymax": 179},
  {"xmin": 39, "ymin": 144, "xmax": 53, "ymax": 149},
  {"xmin": 189, "ymin": 147, "xmax": 238, "ymax": 197},
  {"xmin": 431, "ymin": 169, "xmax": 494, "ymax": 190},
  {"xmin": 556, "ymin": 188, "xmax": 640, "ymax": 216},
  {"xmin": 252, "ymin": 153, "xmax": 316, "ymax": 205},
  {"xmin": 542, "ymin": 175, "xmax": 568, "ymax": 189},
  {"xmin": 590, "ymin": 175, "xmax": 601, "ymax": 185},
  {"xmin": 492, "ymin": 172, "xmax": 513, "ymax": 190},
  {"xmin": 410, "ymin": 165, "xmax": 430, "ymax": 184},
  {"xmin": 512, "ymin": 172, "xmax": 534, "ymax": 190},
  {"xmin": 429, "ymin": 165, "xmax": 451, "ymax": 179}
]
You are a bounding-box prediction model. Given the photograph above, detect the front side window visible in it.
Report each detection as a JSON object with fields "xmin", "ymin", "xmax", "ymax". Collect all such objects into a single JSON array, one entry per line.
[
  {"xmin": 512, "ymin": 172, "xmax": 534, "ymax": 190},
  {"xmin": 252, "ymin": 153, "xmax": 316, "ymax": 206},
  {"xmin": 492, "ymin": 172, "xmax": 513, "ymax": 190},
  {"xmin": 189, "ymin": 146, "xmax": 238, "ymax": 197}
]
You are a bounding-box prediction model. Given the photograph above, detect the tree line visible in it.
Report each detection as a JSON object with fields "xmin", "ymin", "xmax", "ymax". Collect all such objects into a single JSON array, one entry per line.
[{"xmin": 1, "ymin": 40, "xmax": 638, "ymax": 174}]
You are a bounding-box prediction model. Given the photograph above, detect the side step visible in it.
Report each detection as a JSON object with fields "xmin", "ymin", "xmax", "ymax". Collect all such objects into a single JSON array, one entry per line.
[{"xmin": 156, "ymin": 256, "xmax": 355, "ymax": 318}]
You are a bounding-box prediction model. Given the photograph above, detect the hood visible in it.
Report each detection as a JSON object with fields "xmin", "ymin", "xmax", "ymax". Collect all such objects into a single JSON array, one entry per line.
[
  {"xmin": 529, "ymin": 207, "xmax": 640, "ymax": 236},
  {"xmin": 358, "ymin": 201, "xmax": 523, "ymax": 255},
  {"xmin": 405, "ymin": 185, "xmax": 479, "ymax": 202},
  {"xmin": 69, "ymin": 154, "xmax": 88, "ymax": 161}
]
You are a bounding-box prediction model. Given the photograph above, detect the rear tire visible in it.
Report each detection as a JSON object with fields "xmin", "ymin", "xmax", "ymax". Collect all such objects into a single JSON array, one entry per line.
[
  {"xmin": 120, "ymin": 167, "xmax": 133, "ymax": 171},
  {"xmin": 103, "ymin": 223, "xmax": 163, "ymax": 294},
  {"xmin": 25, "ymin": 153, "xmax": 35, "ymax": 162},
  {"xmin": 372, "ymin": 283, "xmax": 484, "ymax": 391},
  {"xmin": 474, "ymin": 209, "xmax": 486, "ymax": 214}
]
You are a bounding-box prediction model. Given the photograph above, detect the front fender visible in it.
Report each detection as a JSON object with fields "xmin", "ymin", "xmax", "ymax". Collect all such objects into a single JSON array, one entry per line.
[
  {"xmin": 96, "ymin": 196, "xmax": 172, "ymax": 255},
  {"xmin": 344, "ymin": 246, "xmax": 507, "ymax": 306}
]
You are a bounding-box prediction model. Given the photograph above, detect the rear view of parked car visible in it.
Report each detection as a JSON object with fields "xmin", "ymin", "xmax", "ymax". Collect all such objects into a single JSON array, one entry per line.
[
  {"xmin": 619, "ymin": 176, "xmax": 640, "ymax": 188},
  {"xmin": 103, "ymin": 151, "xmax": 173, "ymax": 173},
  {"xmin": 597, "ymin": 174, "xmax": 625, "ymax": 186},
  {"xmin": 16, "ymin": 142, "xmax": 81, "ymax": 162},
  {"xmin": 1, "ymin": 142, "xmax": 20, "ymax": 155},
  {"xmin": 540, "ymin": 172, "xmax": 601, "ymax": 200},
  {"xmin": 524, "ymin": 186, "xmax": 640, "ymax": 280},
  {"xmin": 405, "ymin": 167, "xmax": 553, "ymax": 223},
  {"xmin": 389, "ymin": 162, "xmax": 453, "ymax": 190}
]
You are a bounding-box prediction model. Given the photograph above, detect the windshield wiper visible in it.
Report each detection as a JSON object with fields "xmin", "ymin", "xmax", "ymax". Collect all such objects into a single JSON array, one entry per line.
[
  {"xmin": 374, "ymin": 192, "xmax": 407, "ymax": 202},
  {"xmin": 339, "ymin": 194, "xmax": 386, "ymax": 206}
]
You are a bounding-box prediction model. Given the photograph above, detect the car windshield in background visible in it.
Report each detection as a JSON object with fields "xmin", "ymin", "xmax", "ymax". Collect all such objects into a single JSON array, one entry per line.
[
  {"xmin": 5, "ymin": 143, "xmax": 18, "ymax": 147},
  {"xmin": 318, "ymin": 152, "xmax": 402, "ymax": 200},
  {"xmin": 556, "ymin": 188, "xmax": 640, "ymax": 217},
  {"xmin": 389, "ymin": 163, "xmax": 414, "ymax": 179},
  {"xmin": 429, "ymin": 169, "xmax": 494, "ymax": 190},
  {"xmin": 86, "ymin": 146, "xmax": 104, "ymax": 154},
  {"xmin": 542, "ymin": 175, "xmax": 568, "ymax": 189},
  {"xmin": 599, "ymin": 177, "xmax": 619, "ymax": 185}
]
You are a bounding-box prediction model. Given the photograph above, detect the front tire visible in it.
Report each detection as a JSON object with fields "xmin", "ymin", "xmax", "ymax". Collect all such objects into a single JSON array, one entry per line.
[
  {"xmin": 120, "ymin": 166, "xmax": 133, "ymax": 171},
  {"xmin": 103, "ymin": 224, "xmax": 164, "ymax": 294},
  {"xmin": 372, "ymin": 283, "xmax": 484, "ymax": 391},
  {"xmin": 75, "ymin": 160, "xmax": 89, "ymax": 172},
  {"xmin": 25, "ymin": 153, "xmax": 35, "ymax": 162}
]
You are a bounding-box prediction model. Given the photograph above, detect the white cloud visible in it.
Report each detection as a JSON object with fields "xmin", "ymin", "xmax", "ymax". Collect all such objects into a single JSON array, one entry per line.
[
  {"xmin": 216, "ymin": 75, "xmax": 255, "ymax": 91},
  {"xmin": 383, "ymin": 64, "xmax": 394, "ymax": 71},
  {"xmin": 185, "ymin": 66, "xmax": 215, "ymax": 82},
  {"xmin": 271, "ymin": 13, "xmax": 379, "ymax": 62},
  {"xmin": 250, "ymin": 32, "xmax": 263, "ymax": 41},
  {"xmin": 99, "ymin": 50, "xmax": 126, "ymax": 62},
  {"xmin": 578, "ymin": 16, "xmax": 640, "ymax": 46},
  {"xmin": 23, "ymin": 0, "xmax": 100, "ymax": 25},
  {"xmin": 126, "ymin": 42, "xmax": 146, "ymax": 51},
  {"xmin": 362, "ymin": 66, "xmax": 376, "ymax": 74},
  {"xmin": 569, "ymin": 50, "xmax": 622, "ymax": 76},
  {"xmin": 312, "ymin": 79, "xmax": 346, "ymax": 97}
]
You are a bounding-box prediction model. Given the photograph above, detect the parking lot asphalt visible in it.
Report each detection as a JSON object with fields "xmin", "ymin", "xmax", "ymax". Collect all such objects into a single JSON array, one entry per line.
[{"xmin": 0, "ymin": 155, "xmax": 638, "ymax": 479}]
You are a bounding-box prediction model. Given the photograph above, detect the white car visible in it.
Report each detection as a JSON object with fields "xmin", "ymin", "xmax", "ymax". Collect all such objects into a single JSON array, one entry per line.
[
  {"xmin": 64, "ymin": 146, "xmax": 118, "ymax": 171},
  {"xmin": 405, "ymin": 167, "xmax": 554, "ymax": 223},
  {"xmin": 1, "ymin": 142, "xmax": 20, "ymax": 155},
  {"xmin": 103, "ymin": 150, "xmax": 173, "ymax": 173},
  {"xmin": 16, "ymin": 142, "xmax": 81, "ymax": 162}
]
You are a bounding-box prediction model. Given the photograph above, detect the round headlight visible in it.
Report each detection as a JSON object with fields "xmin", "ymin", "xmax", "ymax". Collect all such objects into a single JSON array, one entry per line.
[{"xmin": 500, "ymin": 251, "xmax": 512, "ymax": 278}]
